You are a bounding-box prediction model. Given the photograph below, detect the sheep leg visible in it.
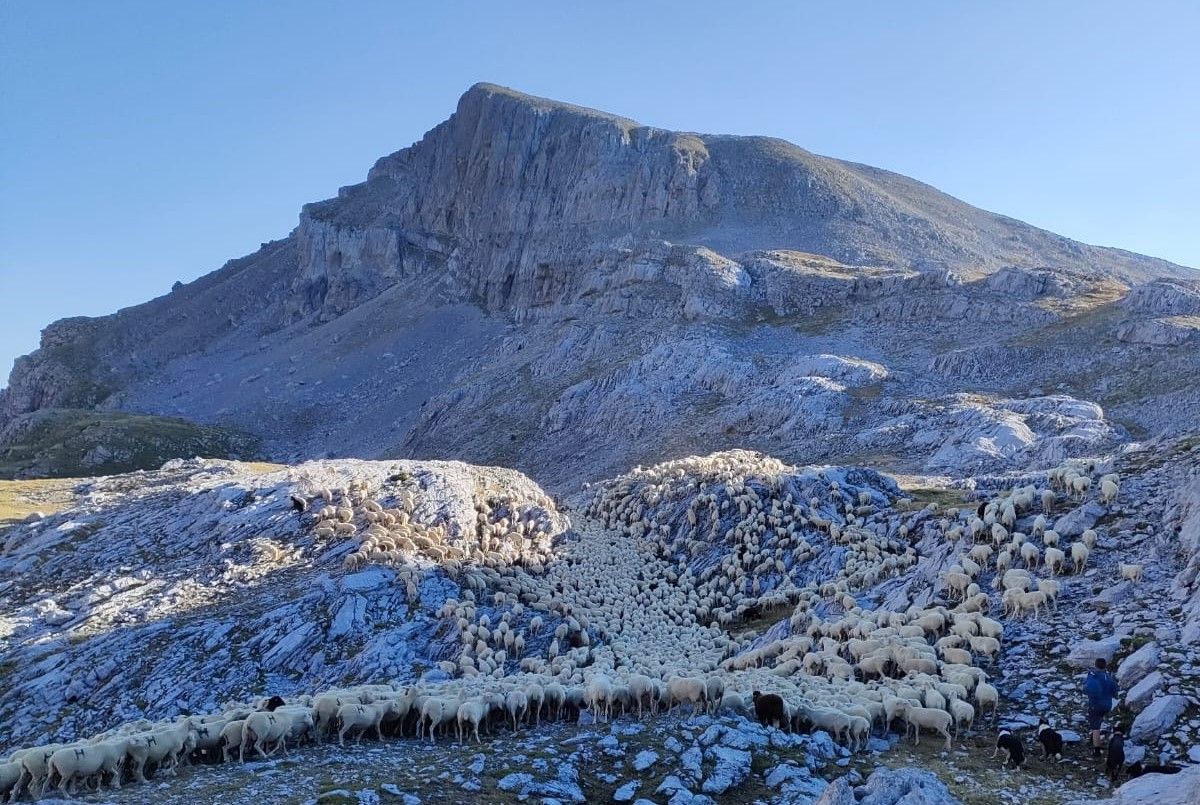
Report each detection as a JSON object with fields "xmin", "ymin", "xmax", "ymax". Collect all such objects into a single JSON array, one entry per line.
[
  {"xmin": 942, "ymin": 728, "xmax": 951, "ymax": 751},
  {"xmin": 375, "ymin": 719, "xmax": 385, "ymax": 743}
]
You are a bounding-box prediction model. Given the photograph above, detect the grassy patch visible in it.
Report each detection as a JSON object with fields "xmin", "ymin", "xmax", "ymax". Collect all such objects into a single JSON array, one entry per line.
[
  {"xmin": 0, "ymin": 476, "xmax": 79, "ymax": 530},
  {"xmin": 0, "ymin": 408, "xmax": 261, "ymax": 480},
  {"xmin": 895, "ymin": 486, "xmax": 970, "ymax": 511}
]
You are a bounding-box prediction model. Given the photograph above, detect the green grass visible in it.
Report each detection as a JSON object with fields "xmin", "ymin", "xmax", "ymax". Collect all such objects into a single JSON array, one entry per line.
[{"xmin": 0, "ymin": 407, "xmax": 261, "ymax": 480}]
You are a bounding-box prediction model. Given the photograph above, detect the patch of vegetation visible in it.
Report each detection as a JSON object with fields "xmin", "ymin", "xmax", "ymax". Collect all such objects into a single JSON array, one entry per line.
[
  {"xmin": 0, "ymin": 476, "xmax": 79, "ymax": 530},
  {"xmin": 895, "ymin": 486, "xmax": 970, "ymax": 511},
  {"xmin": 0, "ymin": 408, "xmax": 262, "ymax": 480}
]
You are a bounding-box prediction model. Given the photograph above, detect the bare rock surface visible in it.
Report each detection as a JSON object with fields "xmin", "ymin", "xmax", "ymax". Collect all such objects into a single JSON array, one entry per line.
[{"xmin": 2, "ymin": 84, "xmax": 1198, "ymax": 488}]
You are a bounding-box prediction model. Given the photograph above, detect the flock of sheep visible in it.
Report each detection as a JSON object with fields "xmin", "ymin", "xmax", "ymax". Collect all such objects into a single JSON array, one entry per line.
[{"xmin": 0, "ymin": 451, "xmax": 1131, "ymax": 801}]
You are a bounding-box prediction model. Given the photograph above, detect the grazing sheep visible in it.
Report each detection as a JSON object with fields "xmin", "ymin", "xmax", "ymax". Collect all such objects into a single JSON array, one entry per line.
[
  {"xmin": 1044, "ymin": 547, "xmax": 1066, "ymax": 576},
  {"xmin": 896, "ymin": 702, "xmax": 953, "ymax": 750},
  {"xmin": 949, "ymin": 698, "xmax": 975, "ymax": 736},
  {"xmin": 1120, "ymin": 563, "xmax": 1144, "ymax": 583},
  {"xmin": 665, "ymin": 675, "xmax": 707, "ymax": 717},
  {"xmin": 974, "ymin": 682, "xmax": 999, "ymax": 724},
  {"xmin": 1071, "ymin": 542, "xmax": 1091, "ymax": 573}
]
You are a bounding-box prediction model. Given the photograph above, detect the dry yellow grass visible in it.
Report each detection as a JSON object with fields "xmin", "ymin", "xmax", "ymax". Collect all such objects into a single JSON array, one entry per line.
[{"xmin": 0, "ymin": 477, "xmax": 81, "ymax": 531}]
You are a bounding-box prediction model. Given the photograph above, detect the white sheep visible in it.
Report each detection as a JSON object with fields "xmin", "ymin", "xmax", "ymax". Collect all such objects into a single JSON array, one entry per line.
[
  {"xmin": 1070, "ymin": 542, "xmax": 1091, "ymax": 573},
  {"xmin": 48, "ymin": 738, "xmax": 129, "ymax": 796},
  {"xmin": 1120, "ymin": 563, "xmax": 1143, "ymax": 583},
  {"xmin": 896, "ymin": 702, "xmax": 953, "ymax": 750}
]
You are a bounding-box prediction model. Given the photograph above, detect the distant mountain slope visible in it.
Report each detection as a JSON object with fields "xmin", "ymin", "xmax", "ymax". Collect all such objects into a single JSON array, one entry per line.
[{"xmin": 2, "ymin": 83, "xmax": 1197, "ymax": 487}]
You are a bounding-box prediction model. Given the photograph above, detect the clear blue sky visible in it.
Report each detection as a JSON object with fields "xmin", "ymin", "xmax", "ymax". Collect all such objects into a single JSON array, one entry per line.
[{"xmin": 2, "ymin": 1, "xmax": 1198, "ymax": 385}]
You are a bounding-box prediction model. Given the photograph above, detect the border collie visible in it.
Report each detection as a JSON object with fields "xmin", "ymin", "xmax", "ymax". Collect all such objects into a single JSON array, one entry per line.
[
  {"xmin": 994, "ymin": 729, "xmax": 1025, "ymax": 768},
  {"xmin": 1106, "ymin": 730, "xmax": 1126, "ymax": 784},
  {"xmin": 1036, "ymin": 719, "xmax": 1064, "ymax": 761}
]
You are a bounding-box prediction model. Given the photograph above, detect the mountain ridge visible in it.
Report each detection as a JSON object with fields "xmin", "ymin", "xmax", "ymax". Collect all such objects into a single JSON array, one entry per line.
[{"xmin": 3, "ymin": 83, "xmax": 1199, "ymax": 487}]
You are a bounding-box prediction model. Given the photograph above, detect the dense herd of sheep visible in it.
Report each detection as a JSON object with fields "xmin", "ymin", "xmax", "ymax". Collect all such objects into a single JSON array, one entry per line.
[{"xmin": 0, "ymin": 451, "xmax": 1134, "ymax": 801}]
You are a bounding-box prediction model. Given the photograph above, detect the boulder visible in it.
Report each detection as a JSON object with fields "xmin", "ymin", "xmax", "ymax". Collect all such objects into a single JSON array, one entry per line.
[
  {"xmin": 1125, "ymin": 671, "xmax": 1164, "ymax": 712},
  {"xmin": 1130, "ymin": 695, "xmax": 1189, "ymax": 742},
  {"xmin": 815, "ymin": 767, "xmax": 962, "ymax": 805},
  {"xmin": 613, "ymin": 781, "xmax": 639, "ymax": 802},
  {"xmin": 1063, "ymin": 762, "xmax": 1200, "ymax": 805},
  {"xmin": 1115, "ymin": 642, "xmax": 1160, "ymax": 688},
  {"xmin": 1053, "ymin": 501, "xmax": 1106, "ymax": 538},
  {"xmin": 1067, "ymin": 636, "xmax": 1125, "ymax": 669},
  {"xmin": 700, "ymin": 746, "xmax": 752, "ymax": 794},
  {"xmin": 632, "ymin": 750, "xmax": 659, "ymax": 771}
]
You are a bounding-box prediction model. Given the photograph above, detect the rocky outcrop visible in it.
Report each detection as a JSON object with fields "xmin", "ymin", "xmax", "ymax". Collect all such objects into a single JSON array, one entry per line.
[
  {"xmin": 2, "ymin": 84, "xmax": 1197, "ymax": 487},
  {"xmin": 816, "ymin": 767, "xmax": 962, "ymax": 805},
  {"xmin": 1064, "ymin": 764, "xmax": 1200, "ymax": 805}
]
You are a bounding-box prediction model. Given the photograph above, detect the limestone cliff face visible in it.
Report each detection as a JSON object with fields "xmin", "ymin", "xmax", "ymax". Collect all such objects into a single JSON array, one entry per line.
[{"xmin": 2, "ymin": 83, "xmax": 1198, "ymax": 487}]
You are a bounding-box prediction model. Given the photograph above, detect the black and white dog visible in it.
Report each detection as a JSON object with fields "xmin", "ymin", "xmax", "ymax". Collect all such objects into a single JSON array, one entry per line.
[
  {"xmin": 994, "ymin": 729, "xmax": 1026, "ymax": 768},
  {"xmin": 1036, "ymin": 718, "xmax": 1064, "ymax": 761},
  {"xmin": 1106, "ymin": 729, "xmax": 1126, "ymax": 784}
]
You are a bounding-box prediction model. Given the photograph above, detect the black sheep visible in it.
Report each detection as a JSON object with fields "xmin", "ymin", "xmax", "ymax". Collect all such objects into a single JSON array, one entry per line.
[{"xmin": 752, "ymin": 690, "xmax": 787, "ymax": 731}]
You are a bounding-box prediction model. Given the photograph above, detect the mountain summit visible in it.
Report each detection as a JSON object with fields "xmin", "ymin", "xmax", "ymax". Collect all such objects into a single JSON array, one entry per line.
[{"xmin": 3, "ymin": 83, "xmax": 1198, "ymax": 485}]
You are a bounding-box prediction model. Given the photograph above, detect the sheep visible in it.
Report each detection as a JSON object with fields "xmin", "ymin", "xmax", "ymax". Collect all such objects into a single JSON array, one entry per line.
[
  {"xmin": 948, "ymin": 698, "xmax": 975, "ymax": 737},
  {"xmin": 1044, "ymin": 547, "xmax": 1066, "ymax": 576},
  {"xmin": 219, "ymin": 720, "xmax": 246, "ymax": 763},
  {"xmin": 129, "ymin": 719, "xmax": 197, "ymax": 779},
  {"xmin": 896, "ymin": 702, "xmax": 953, "ymax": 750},
  {"xmin": 704, "ymin": 676, "xmax": 725, "ymax": 715},
  {"xmin": 456, "ymin": 699, "xmax": 489, "ymax": 745},
  {"xmin": 967, "ymin": 635, "xmax": 1001, "ymax": 662},
  {"xmin": 48, "ymin": 738, "xmax": 130, "ymax": 796},
  {"xmin": 1081, "ymin": 529, "xmax": 1098, "ymax": 549},
  {"xmin": 1100, "ymin": 479, "xmax": 1119, "ymax": 504},
  {"xmin": 752, "ymin": 691, "xmax": 788, "ymax": 730},
  {"xmin": 585, "ymin": 675, "xmax": 614, "ymax": 722},
  {"xmin": 1037, "ymin": 579, "xmax": 1061, "ymax": 609},
  {"xmin": 665, "ymin": 675, "xmax": 707, "ymax": 717},
  {"xmin": 975, "ymin": 682, "xmax": 999, "ymax": 724},
  {"xmin": 1071, "ymin": 542, "xmax": 1091, "ymax": 573},
  {"xmin": 1017, "ymin": 591, "xmax": 1048, "ymax": 620},
  {"xmin": 1020, "ymin": 542, "xmax": 1040, "ymax": 569},
  {"xmin": 0, "ymin": 761, "xmax": 21, "ymax": 802},
  {"xmin": 1120, "ymin": 563, "xmax": 1144, "ymax": 583},
  {"xmin": 335, "ymin": 703, "xmax": 387, "ymax": 747},
  {"xmin": 505, "ymin": 689, "xmax": 529, "ymax": 732}
]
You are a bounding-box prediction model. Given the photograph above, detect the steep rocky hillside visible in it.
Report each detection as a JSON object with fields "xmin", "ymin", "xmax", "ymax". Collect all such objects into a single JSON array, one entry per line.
[
  {"xmin": 3, "ymin": 84, "xmax": 1198, "ymax": 488},
  {"xmin": 2, "ymin": 442, "xmax": 1198, "ymax": 804}
]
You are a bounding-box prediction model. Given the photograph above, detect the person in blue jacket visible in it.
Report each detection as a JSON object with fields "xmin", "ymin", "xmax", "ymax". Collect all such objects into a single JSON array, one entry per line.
[{"xmin": 1084, "ymin": 657, "xmax": 1119, "ymax": 757}]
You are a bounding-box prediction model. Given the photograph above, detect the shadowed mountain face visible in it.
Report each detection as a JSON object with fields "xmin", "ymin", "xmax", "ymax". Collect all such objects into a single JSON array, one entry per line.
[{"xmin": 3, "ymin": 83, "xmax": 1198, "ymax": 489}]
